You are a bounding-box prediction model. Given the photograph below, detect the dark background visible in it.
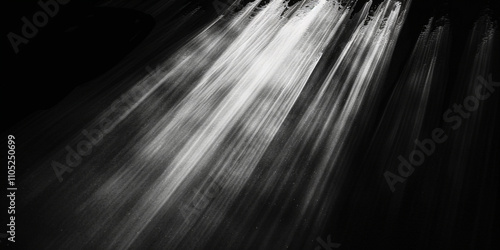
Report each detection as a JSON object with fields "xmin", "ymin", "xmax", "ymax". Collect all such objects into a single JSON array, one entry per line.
[
  {"xmin": 2, "ymin": 0, "xmax": 500, "ymax": 249},
  {"xmin": 3, "ymin": 0, "xmax": 500, "ymax": 133},
  {"xmin": 3, "ymin": 0, "xmax": 500, "ymax": 132}
]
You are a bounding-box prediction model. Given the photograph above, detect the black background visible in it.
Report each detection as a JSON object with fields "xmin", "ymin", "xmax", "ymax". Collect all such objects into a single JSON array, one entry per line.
[{"xmin": 2, "ymin": 0, "xmax": 500, "ymax": 249}]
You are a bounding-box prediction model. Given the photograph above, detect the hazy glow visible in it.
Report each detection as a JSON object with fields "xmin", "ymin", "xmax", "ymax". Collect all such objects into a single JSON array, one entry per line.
[{"xmin": 22, "ymin": 1, "xmax": 415, "ymax": 249}]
